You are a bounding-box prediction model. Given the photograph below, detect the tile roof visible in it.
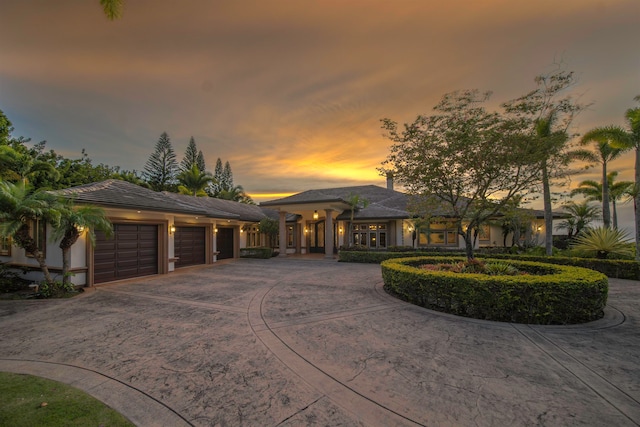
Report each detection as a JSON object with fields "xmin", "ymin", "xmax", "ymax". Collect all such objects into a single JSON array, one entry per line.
[
  {"xmin": 56, "ymin": 180, "xmax": 207, "ymax": 215},
  {"xmin": 56, "ymin": 179, "xmax": 285, "ymax": 222}
]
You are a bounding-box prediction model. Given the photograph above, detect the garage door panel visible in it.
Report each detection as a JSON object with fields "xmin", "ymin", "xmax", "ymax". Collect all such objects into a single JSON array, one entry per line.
[
  {"xmin": 175, "ymin": 226, "xmax": 206, "ymax": 268},
  {"xmin": 94, "ymin": 224, "xmax": 158, "ymax": 284}
]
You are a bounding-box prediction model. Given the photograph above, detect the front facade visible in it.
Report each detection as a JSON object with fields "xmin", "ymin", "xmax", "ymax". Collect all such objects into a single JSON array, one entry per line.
[{"xmin": 1, "ymin": 179, "xmax": 551, "ymax": 286}]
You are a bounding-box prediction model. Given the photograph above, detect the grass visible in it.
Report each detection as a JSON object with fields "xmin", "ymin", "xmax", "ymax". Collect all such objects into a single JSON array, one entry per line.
[{"xmin": 0, "ymin": 372, "xmax": 135, "ymax": 427}]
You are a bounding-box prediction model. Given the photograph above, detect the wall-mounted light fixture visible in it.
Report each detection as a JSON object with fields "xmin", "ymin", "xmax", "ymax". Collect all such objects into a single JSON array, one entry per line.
[
  {"xmin": 313, "ymin": 210, "xmax": 319, "ymax": 220},
  {"xmin": 214, "ymin": 228, "xmax": 218, "ymax": 233},
  {"xmin": 169, "ymin": 224, "xmax": 176, "ymax": 234},
  {"xmin": 537, "ymin": 225, "xmax": 543, "ymax": 231},
  {"xmin": 76, "ymin": 225, "xmax": 85, "ymax": 233},
  {"xmin": 304, "ymin": 227, "xmax": 308, "ymax": 234},
  {"xmin": 339, "ymin": 227, "xmax": 343, "ymax": 234}
]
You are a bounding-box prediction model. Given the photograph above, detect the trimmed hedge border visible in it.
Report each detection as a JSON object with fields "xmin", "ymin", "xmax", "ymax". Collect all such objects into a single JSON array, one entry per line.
[
  {"xmin": 240, "ymin": 247, "xmax": 273, "ymax": 259},
  {"xmin": 339, "ymin": 250, "xmax": 640, "ymax": 280},
  {"xmin": 381, "ymin": 256, "xmax": 609, "ymax": 325}
]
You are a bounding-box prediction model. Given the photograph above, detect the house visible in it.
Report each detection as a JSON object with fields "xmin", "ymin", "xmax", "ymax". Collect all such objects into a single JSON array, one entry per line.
[
  {"xmin": 261, "ymin": 176, "xmax": 554, "ymax": 258},
  {"xmin": 0, "ymin": 178, "xmax": 555, "ymax": 286}
]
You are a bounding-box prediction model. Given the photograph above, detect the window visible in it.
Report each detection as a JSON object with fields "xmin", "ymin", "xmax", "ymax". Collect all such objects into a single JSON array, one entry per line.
[
  {"xmin": 478, "ymin": 224, "xmax": 491, "ymax": 243},
  {"xmin": 0, "ymin": 235, "xmax": 10, "ymax": 256},
  {"xmin": 246, "ymin": 225, "xmax": 260, "ymax": 247},
  {"xmin": 418, "ymin": 222, "xmax": 458, "ymax": 246},
  {"xmin": 287, "ymin": 224, "xmax": 295, "ymax": 248},
  {"xmin": 27, "ymin": 219, "xmax": 46, "ymax": 257},
  {"xmin": 351, "ymin": 223, "xmax": 388, "ymax": 249}
]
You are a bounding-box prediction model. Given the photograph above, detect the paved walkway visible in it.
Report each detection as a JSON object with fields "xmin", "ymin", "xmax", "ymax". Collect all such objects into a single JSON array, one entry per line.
[{"xmin": 1, "ymin": 258, "xmax": 639, "ymax": 426}]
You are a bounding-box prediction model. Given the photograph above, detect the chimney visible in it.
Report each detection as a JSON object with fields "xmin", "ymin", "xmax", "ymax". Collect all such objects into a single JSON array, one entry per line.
[{"xmin": 386, "ymin": 172, "xmax": 394, "ymax": 191}]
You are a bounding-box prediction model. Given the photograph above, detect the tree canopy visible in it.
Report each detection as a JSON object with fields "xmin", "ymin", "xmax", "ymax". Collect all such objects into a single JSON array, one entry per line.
[{"xmin": 381, "ymin": 89, "xmax": 548, "ymax": 259}]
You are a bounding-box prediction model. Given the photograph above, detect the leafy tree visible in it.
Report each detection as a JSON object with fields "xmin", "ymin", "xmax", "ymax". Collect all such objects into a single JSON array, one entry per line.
[
  {"xmin": 502, "ymin": 68, "xmax": 589, "ymax": 255},
  {"xmin": 0, "ymin": 109, "xmax": 13, "ymax": 145},
  {"xmin": 258, "ymin": 217, "xmax": 279, "ymax": 249},
  {"xmin": 571, "ymin": 171, "xmax": 634, "ymax": 230},
  {"xmin": 51, "ymin": 199, "xmax": 113, "ymax": 287},
  {"xmin": 143, "ymin": 132, "xmax": 178, "ymax": 192},
  {"xmin": 0, "ymin": 181, "xmax": 61, "ymax": 286},
  {"xmin": 571, "ymin": 226, "xmax": 633, "ymax": 259},
  {"xmin": 177, "ymin": 165, "xmax": 215, "ymax": 197},
  {"xmin": 345, "ymin": 193, "xmax": 369, "ymax": 246},
  {"xmin": 0, "ymin": 145, "xmax": 59, "ymax": 185},
  {"xmin": 579, "ymin": 128, "xmax": 625, "ymax": 228},
  {"xmin": 556, "ymin": 201, "xmax": 601, "ymax": 238},
  {"xmin": 381, "ymin": 89, "xmax": 546, "ymax": 259}
]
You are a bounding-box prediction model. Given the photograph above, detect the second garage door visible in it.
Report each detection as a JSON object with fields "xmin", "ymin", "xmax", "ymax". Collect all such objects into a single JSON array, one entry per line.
[
  {"xmin": 94, "ymin": 224, "xmax": 159, "ymax": 284},
  {"xmin": 175, "ymin": 226, "xmax": 206, "ymax": 267}
]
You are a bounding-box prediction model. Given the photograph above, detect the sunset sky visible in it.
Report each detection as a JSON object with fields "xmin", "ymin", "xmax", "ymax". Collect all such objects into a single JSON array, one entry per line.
[{"xmin": 1, "ymin": 1, "xmax": 638, "ymax": 229}]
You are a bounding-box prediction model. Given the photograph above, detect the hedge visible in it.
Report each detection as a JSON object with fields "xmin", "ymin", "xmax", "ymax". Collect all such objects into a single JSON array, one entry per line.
[
  {"xmin": 381, "ymin": 256, "xmax": 608, "ymax": 325},
  {"xmin": 339, "ymin": 250, "xmax": 640, "ymax": 280},
  {"xmin": 240, "ymin": 247, "xmax": 273, "ymax": 259}
]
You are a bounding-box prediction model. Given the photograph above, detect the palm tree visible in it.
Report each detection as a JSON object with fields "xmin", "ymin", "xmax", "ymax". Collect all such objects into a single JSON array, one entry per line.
[
  {"xmin": 100, "ymin": 0, "xmax": 124, "ymax": 20},
  {"xmin": 571, "ymin": 226, "xmax": 633, "ymax": 259},
  {"xmin": 580, "ymin": 129, "xmax": 625, "ymax": 228},
  {"xmin": 0, "ymin": 181, "xmax": 61, "ymax": 285},
  {"xmin": 571, "ymin": 171, "xmax": 634, "ymax": 230},
  {"xmin": 50, "ymin": 199, "xmax": 113, "ymax": 287},
  {"xmin": 177, "ymin": 165, "xmax": 214, "ymax": 197},
  {"xmin": 601, "ymin": 96, "xmax": 640, "ymax": 260},
  {"xmin": 556, "ymin": 201, "xmax": 601, "ymax": 238},
  {"xmin": 218, "ymin": 185, "xmax": 254, "ymax": 204}
]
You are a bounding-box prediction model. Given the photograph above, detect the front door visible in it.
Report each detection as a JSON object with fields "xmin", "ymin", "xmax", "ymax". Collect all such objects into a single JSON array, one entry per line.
[{"xmin": 308, "ymin": 221, "xmax": 325, "ymax": 253}]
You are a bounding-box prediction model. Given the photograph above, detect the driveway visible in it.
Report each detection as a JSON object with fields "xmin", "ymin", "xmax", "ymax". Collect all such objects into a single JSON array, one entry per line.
[{"xmin": 1, "ymin": 258, "xmax": 639, "ymax": 426}]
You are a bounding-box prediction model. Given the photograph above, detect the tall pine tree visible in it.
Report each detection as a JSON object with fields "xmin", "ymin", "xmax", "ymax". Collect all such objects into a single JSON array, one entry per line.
[
  {"xmin": 143, "ymin": 132, "xmax": 178, "ymax": 192},
  {"xmin": 181, "ymin": 137, "xmax": 206, "ymax": 173},
  {"xmin": 222, "ymin": 161, "xmax": 233, "ymax": 191}
]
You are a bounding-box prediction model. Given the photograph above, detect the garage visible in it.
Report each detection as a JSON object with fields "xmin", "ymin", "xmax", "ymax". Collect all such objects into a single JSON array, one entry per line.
[
  {"xmin": 174, "ymin": 226, "xmax": 206, "ymax": 268},
  {"xmin": 94, "ymin": 224, "xmax": 159, "ymax": 284},
  {"xmin": 216, "ymin": 227, "xmax": 234, "ymax": 260}
]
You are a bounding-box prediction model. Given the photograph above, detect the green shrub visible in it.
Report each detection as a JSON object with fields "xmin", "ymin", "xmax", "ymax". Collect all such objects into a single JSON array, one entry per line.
[
  {"xmin": 339, "ymin": 249, "xmax": 640, "ymax": 279},
  {"xmin": 381, "ymin": 256, "xmax": 608, "ymax": 325},
  {"xmin": 240, "ymin": 247, "xmax": 273, "ymax": 259},
  {"xmin": 484, "ymin": 261, "xmax": 519, "ymax": 276}
]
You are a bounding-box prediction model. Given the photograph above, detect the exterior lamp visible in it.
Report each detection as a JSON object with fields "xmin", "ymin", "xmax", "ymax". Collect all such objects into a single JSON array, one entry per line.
[
  {"xmin": 537, "ymin": 225, "xmax": 543, "ymax": 231},
  {"xmin": 169, "ymin": 224, "xmax": 176, "ymax": 234},
  {"xmin": 313, "ymin": 210, "xmax": 319, "ymax": 220},
  {"xmin": 76, "ymin": 225, "xmax": 85, "ymax": 233},
  {"xmin": 214, "ymin": 228, "xmax": 218, "ymax": 233}
]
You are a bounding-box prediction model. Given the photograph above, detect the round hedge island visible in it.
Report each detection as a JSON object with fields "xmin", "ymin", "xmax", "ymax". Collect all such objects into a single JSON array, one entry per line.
[{"xmin": 381, "ymin": 256, "xmax": 609, "ymax": 325}]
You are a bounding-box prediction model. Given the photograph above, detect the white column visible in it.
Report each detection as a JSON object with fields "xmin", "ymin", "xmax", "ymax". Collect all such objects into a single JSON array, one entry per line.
[
  {"xmin": 278, "ymin": 211, "xmax": 287, "ymax": 257},
  {"xmin": 324, "ymin": 208, "xmax": 334, "ymax": 258}
]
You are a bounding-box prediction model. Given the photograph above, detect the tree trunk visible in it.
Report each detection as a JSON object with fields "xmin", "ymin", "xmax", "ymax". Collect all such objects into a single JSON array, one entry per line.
[
  {"xmin": 542, "ymin": 164, "xmax": 553, "ymax": 256},
  {"xmin": 602, "ymin": 161, "xmax": 611, "ymax": 228},
  {"xmin": 59, "ymin": 229, "xmax": 79, "ymax": 286},
  {"xmin": 612, "ymin": 200, "xmax": 618, "ymax": 230},
  {"xmin": 14, "ymin": 224, "xmax": 54, "ymax": 285},
  {"xmin": 462, "ymin": 227, "xmax": 474, "ymax": 260}
]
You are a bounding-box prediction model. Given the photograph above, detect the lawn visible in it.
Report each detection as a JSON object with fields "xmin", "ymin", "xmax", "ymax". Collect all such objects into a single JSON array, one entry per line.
[{"xmin": 0, "ymin": 372, "xmax": 134, "ymax": 426}]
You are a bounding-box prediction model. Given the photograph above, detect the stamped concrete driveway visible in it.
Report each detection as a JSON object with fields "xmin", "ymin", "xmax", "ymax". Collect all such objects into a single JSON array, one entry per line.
[{"xmin": 1, "ymin": 257, "xmax": 640, "ymax": 426}]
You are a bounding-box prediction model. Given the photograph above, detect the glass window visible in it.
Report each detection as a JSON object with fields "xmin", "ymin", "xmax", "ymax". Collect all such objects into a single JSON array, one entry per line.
[
  {"xmin": 418, "ymin": 222, "xmax": 458, "ymax": 246},
  {"xmin": 287, "ymin": 225, "xmax": 295, "ymax": 247},
  {"xmin": 478, "ymin": 224, "xmax": 491, "ymax": 242},
  {"xmin": 379, "ymin": 232, "xmax": 387, "ymax": 248},
  {"xmin": 0, "ymin": 236, "xmax": 11, "ymax": 256}
]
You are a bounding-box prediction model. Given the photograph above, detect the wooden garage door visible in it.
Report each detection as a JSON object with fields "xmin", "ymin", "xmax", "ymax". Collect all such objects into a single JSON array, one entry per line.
[
  {"xmin": 94, "ymin": 224, "xmax": 158, "ymax": 284},
  {"xmin": 216, "ymin": 228, "xmax": 234, "ymax": 260},
  {"xmin": 175, "ymin": 226, "xmax": 206, "ymax": 267}
]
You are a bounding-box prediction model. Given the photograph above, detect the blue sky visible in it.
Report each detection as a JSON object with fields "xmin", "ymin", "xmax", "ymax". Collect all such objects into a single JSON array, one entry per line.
[{"xmin": 1, "ymin": 0, "xmax": 638, "ymax": 233}]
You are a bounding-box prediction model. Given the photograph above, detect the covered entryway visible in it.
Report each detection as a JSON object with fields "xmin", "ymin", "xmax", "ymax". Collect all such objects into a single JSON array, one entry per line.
[
  {"xmin": 94, "ymin": 224, "xmax": 159, "ymax": 284},
  {"xmin": 174, "ymin": 226, "xmax": 206, "ymax": 268},
  {"xmin": 216, "ymin": 227, "xmax": 234, "ymax": 260}
]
